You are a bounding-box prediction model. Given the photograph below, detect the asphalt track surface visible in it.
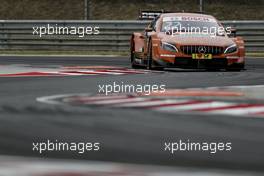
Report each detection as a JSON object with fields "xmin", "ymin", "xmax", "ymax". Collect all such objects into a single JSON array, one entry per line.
[{"xmin": 1, "ymin": 56, "xmax": 264, "ymax": 173}]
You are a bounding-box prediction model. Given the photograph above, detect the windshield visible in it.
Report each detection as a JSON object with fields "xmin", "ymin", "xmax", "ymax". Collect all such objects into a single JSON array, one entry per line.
[{"xmin": 161, "ymin": 17, "xmax": 225, "ymax": 36}]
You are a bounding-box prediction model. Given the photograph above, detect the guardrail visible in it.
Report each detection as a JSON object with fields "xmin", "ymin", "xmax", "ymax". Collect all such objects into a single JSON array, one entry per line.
[{"xmin": 0, "ymin": 20, "xmax": 263, "ymax": 52}]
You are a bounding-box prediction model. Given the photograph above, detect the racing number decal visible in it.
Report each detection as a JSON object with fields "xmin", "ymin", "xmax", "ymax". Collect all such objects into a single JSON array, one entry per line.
[{"xmin": 192, "ymin": 53, "xmax": 213, "ymax": 59}]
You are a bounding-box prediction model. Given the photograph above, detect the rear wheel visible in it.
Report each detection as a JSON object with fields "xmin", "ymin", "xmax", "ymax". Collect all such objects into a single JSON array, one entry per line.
[{"xmin": 130, "ymin": 43, "xmax": 141, "ymax": 69}]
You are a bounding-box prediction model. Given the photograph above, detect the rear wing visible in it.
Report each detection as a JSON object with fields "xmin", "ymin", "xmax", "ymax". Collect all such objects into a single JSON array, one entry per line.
[
  {"xmin": 138, "ymin": 10, "xmax": 207, "ymax": 20},
  {"xmin": 138, "ymin": 10, "xmax": 169, "ymax": 20}
]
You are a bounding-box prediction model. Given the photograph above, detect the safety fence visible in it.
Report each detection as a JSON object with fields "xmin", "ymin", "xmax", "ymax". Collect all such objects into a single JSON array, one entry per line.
[{"xmin": 0, "ymin": 20, "xmax": 263, "ymax": 52}]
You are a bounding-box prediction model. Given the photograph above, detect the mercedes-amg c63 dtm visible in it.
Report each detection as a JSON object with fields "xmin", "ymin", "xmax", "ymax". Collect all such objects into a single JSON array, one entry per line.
[{"xmin": 130, "ymin": 11, "xmax": 245, "ymax": 71}]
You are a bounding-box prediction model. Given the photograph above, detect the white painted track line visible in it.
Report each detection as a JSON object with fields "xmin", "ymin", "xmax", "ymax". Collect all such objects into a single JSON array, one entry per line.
[{"xmin": 154, "ymin": 102, "xmax": 235, "ymax": 112}]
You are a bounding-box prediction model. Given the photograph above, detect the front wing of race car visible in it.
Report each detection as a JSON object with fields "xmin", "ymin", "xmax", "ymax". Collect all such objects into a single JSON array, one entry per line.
[
  {"xmin": 150, "ymin": 37, "xmax": 245, "ymax": 70},
  {"xmin": 131, "ymin": 34, "xmax": 245, "ymax": 70}
]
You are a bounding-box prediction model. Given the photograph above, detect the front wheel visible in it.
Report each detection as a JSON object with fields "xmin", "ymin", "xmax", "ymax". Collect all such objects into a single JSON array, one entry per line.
[
  {"xmin": 146, "ymin": 39, "xmax": 164, "ymax": 71},
  {"xmin": 225, "ymin": 63, "xmax": 245, "ymax": 71},
  {"xmin": 147, "ymin": 39, "xmax": 153, "ymax": 70}
]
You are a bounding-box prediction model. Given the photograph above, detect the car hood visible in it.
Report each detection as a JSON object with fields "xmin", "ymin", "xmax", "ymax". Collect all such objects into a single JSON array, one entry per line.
[{"xmin": 158, "ymin": 33, "xmax": 234, "ymax": 47}]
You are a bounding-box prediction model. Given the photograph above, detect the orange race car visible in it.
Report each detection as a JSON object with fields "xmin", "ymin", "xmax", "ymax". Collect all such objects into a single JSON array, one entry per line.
[{"xmin": 130, "ymin": 11, "xmax": 245, "ymax": 71}]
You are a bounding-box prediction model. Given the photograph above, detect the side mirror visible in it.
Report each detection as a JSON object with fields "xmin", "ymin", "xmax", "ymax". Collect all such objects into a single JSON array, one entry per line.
[
  {"xmin": 145, "ymin": 27, "xmax": 153, "ymax": 32},
  {"xmin": 228, "ymin": 28, "xmax": 237, "ymax": 38}
]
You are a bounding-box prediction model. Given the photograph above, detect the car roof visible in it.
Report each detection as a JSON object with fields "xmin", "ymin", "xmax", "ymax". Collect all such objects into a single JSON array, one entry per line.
[{"xmin": 160, "ymin": 13, "xmax": 216, "ymax": 20}]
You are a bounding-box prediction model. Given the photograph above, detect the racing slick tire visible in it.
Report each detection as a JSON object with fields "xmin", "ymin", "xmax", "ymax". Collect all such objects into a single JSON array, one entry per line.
[
  {"xmin": 146, "ymin": 39, "xmax": 153, "ymax": 70},
  {"xmin": 146, "ymin": 39, "xmax": 164, "ymax": 71},
  {"xmin": 130, "ymin": 42, "xmax": 142, "ymax": 69},
  {"xmin": 225, "ymin": 63, "xmax": 245, "ymax": 71}
]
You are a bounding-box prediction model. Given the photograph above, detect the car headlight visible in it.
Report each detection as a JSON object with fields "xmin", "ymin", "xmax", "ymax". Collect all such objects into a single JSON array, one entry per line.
[
  {"xmin": 224, "ymin": 44, "xmax": 237, "ymax": 54},
  {"xmin": 161, "ymin": 42, "xmax": 178, "ymax": 52}
]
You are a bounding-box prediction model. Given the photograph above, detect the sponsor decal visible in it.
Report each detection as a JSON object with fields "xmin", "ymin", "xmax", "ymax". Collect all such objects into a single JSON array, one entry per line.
[{"xmin": 163, "ymin": 16, "xmax": 216, "ymax": 22}]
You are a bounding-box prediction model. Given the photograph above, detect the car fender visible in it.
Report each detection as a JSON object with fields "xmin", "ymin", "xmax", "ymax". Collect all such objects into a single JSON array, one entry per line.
[
  {"xmin": 132, "ymin": 32, "xmax": 145, "ymax": 53},
  {"xmin": 232, "ymin": 37, "xmax": 245, "ymax": 58}
]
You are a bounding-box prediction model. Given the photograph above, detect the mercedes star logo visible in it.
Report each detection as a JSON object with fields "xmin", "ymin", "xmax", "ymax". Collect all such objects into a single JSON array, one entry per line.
[{"xmin": 198, "ymin": 46, "xmax": 207, "ymax": 54}]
